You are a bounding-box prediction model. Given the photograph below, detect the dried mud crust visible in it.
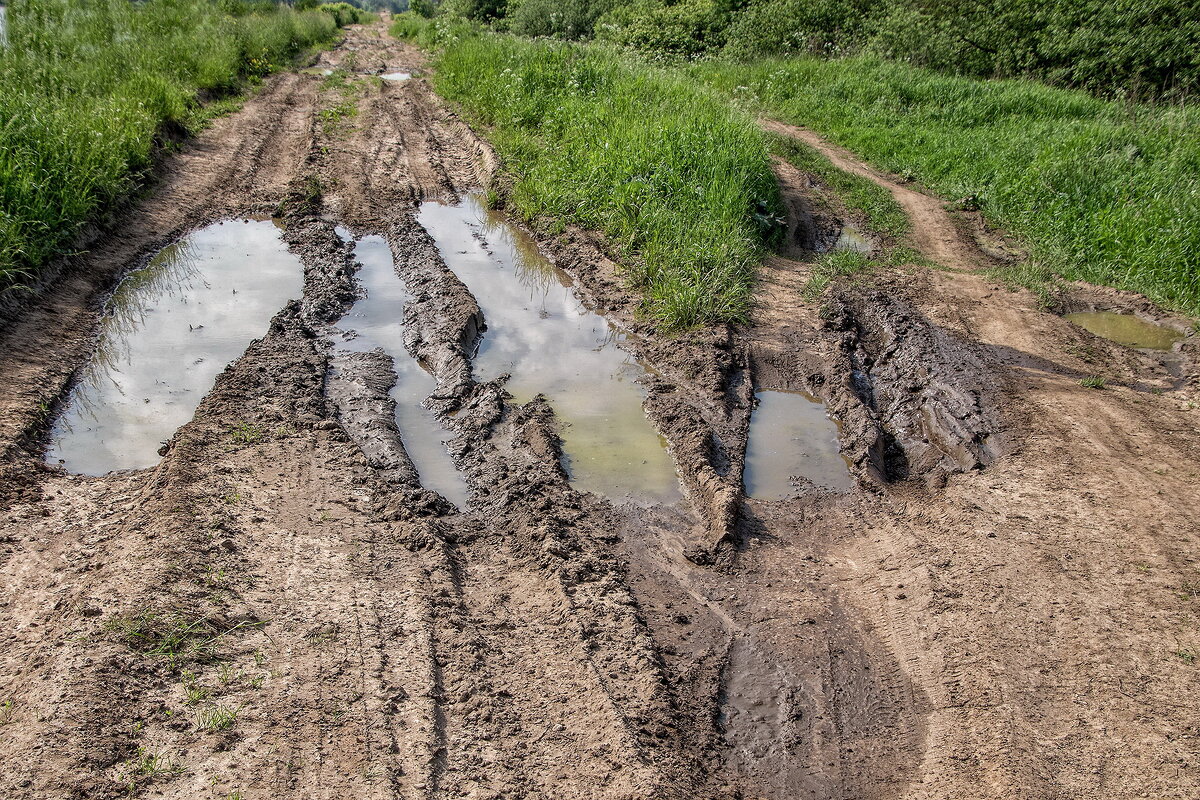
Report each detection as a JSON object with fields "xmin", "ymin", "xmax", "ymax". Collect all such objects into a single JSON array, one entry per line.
[{"xmin": 2, "ymin": 18, "xmax": 1200, "ymax": 800}]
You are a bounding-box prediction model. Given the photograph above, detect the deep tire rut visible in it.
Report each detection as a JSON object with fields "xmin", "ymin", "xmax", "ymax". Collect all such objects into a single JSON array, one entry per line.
[{"xmin": 2, "ymin": 18, "xmax": 1198, "ymax": 800}]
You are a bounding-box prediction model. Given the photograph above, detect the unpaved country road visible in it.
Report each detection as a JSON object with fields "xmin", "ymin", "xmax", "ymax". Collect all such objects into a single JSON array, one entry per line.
[{"xmin": 2, "ymin": 19, "xmax": 1199, "ymax": 800}]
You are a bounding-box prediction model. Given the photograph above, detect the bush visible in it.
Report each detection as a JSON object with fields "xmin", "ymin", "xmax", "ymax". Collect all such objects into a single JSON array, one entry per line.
[
  {"xmin": 595, "ymin": 0, "xmax": 727, "ymax": 59},
  {"xmin": 721, "ymin": 0, "xmax": 874, "ymax": 60},
  {"xmin": 505, "ymin": 0, "xmax": 621, "ymax": 39},
  {"xmin": 319, "ymin": 2, "xmax": 373, "ymax": 26},
  {"xmin": 861, "ymin": 0, "xmax": 1200, "ymax": 99}
]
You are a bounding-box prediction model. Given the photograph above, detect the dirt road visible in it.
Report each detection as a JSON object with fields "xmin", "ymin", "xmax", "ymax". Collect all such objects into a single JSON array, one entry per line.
[{"xmin": 1, "ymin": 20, "xmax": 1198, "ymax": 800}]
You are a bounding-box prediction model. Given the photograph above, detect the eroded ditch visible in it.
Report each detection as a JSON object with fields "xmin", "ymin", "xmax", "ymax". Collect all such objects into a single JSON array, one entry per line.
[{"xmin": 46, "ymin": 218, "xmax": 303, "ymax": 475}]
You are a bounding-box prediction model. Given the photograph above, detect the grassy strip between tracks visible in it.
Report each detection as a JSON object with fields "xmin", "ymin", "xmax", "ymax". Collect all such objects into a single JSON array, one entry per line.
[
  {"xmin": 693, "ymin": 57, "xmax": 1200, "ymax": 314},
  {"xmin": 395, "ymin": 18, "xmax": 778, "ymax": 328},
  {"xmin": 0, "ymin": 0, "xmax": 342, "ymax": 293}
]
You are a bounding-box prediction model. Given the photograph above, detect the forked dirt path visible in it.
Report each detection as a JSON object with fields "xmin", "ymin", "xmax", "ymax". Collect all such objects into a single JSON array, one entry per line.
[
  {"xmin": 0, "ymin": 19, "xmax": 1199, "ymax": 800},
  {"xmin": 761, "ymin": 118, "xmax": 989, "ymax": 270}
]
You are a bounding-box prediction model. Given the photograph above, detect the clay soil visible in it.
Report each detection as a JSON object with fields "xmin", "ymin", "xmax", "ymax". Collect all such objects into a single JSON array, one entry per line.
[{"xmin": 2, "ymin": 20, "xmax": 1199, "ymax": 800}]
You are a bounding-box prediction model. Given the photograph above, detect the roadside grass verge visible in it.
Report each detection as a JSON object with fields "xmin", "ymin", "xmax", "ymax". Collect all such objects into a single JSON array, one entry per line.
[
  {"xmin": 693, "ymin": 56, "xmax": 1200, "ymax": 315},
  {"xmin": 396, "ymin": 20, "xmax": 779, "ymax": 328},
  {"xmin": 0, "ymin": 0, "xmax": 341, "ymax": 293}
]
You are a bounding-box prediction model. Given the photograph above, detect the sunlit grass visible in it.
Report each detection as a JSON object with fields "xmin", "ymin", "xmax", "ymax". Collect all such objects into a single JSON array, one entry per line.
[
  {"xmin": 694, "ymin": 56, "xmax": 1200, "ymax": 315},
  {"xmin": 0, "ymin": 0, "xmax": 340, "ymax": 291},
  {"xmin": 398, "ymin": 22, "xmax": 779, "ymax": 328}
]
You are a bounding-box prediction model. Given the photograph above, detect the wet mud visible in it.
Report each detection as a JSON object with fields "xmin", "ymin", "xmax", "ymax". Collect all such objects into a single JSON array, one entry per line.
[
  {"xmin": 1, "ymin": 18, "xmax": 1199, "ymax": 800},
  {"xmin": 47, "ymin": 218, "xmax": 304, "ymax": 475}
]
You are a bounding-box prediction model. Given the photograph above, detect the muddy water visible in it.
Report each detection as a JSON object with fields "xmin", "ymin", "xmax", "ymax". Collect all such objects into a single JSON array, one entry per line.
[
  {"xmin": 46, "ymin": 219, "xmax": 303, "ymax": 475},
  {"xmin": 417, "ymin": 196, "xmax": 682, "ymax": 505},
  {"xmin": 743, "ymin": 390, "xmax": 853, "ymax": 498},
  {"xmin": 835, "ymin": 225, "xmax": 872, "ymax": 253},
  {"xmin": 332, "ymin": 233, "xmax": 470, "ymax": 508},
  {"xmin": 1066, "ymin": 311, "xmax": 1183, "ymax": 350}
]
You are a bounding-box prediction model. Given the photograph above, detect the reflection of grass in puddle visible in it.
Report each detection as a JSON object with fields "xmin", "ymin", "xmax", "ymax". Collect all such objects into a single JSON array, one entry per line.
[
  {"xmin": 49, "ymin": 219, "xmax": 302, "ymax": 474},
  {"xmin": 1066, "ymin": 311, "xmax": 1183, "ymax": 350},
  {"xmin": 419, "ymin": 195, "xmax": 682, "ymax": 503},
  {"xmin": 69, "ymin": 237, "xmax": 205, "ymax": 424}
]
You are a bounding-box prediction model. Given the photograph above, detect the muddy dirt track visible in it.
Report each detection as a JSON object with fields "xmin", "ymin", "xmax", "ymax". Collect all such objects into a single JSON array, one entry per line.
[{"xmin": 2, "ymin": 20, "xmax": 1200, "ymax": 800}]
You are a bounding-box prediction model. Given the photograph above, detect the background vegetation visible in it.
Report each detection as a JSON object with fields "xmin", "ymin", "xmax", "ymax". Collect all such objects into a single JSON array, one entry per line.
[
  {"xmin": 434, "ymin": 0, "xmax": 1200, "ymax": 101},
  {"xmin": 396, "ymin": 0, "xmax": 1200, "ymax": 319},
  {"xmin": 0, "ymin": 0, "xmax": 340, "ymax": 291},
  {"xmin": 699, "ymin": 57, "xmax": 1200, "ymax": 314},
  {"xmin": 402, "ymin": 22, "xmax": 778, "ymax": 326}
]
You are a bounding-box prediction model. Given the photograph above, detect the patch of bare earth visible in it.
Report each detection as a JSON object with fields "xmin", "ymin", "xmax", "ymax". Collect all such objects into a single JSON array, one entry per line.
[{"xmin": 0, "ymin": 19, "xmax": 1198, "ymax": 800}]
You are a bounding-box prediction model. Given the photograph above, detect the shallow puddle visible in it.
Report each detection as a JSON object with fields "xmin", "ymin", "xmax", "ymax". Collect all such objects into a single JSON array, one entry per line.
[
  {"xmin": 743, "ymin": 390, "xmax": 853, "ymax": 498},
  {"xmin": 47, "ymin": 219, "xmax": 303, "ymax": 475},
  {"xmin": 380, "ymin": 71, "xmax": 411, "ymax": 81},
  {"xmin": 1066, "ymin": 311, "xmax": 1183, "ymax": 350},
  {"xmin": 417, "ymin": 196, "xmax": 682, "ymax": 505},
  {"xmin": 834, "ymin": 225, "xmax": 872, "ymax": 253},
  {"xmin": 332, "ymin": 233, "xmax": 470, "ymax": 508}
]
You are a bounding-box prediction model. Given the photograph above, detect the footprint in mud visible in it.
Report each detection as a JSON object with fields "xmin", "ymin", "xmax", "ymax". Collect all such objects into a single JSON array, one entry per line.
[
  {"xmin": 46, "ymin": 218, "xmax": 303, "ymax": 475},
  {"xmin": 417, "ymin": 195, "xmax": 683, "ymax": 505}
]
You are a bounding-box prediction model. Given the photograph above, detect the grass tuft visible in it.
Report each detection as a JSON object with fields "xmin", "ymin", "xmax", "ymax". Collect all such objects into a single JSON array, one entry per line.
[
  {"xmin": 0, "ymin": 0, "xmax": 342, "ymax": 293},
  {"xmin": 399, "ymin": 25, "xmax": 778, "ymax": 328}
]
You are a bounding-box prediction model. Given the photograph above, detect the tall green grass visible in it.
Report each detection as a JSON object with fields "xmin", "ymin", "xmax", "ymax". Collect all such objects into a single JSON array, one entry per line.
[
  {"xmin": 395, "ymin": 21, "xmax": 777, "ymax": 327},
  {"xmin": 0, "ymin": 0, "xmax": 340, "ymax": 291},
  {"xmin": 694, "ymin": 57, "xmax": 1200, "ymax": 314}
]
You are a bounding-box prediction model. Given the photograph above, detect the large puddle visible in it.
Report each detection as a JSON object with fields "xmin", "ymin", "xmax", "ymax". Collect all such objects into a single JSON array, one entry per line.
[
  {"xmin": 743, "ymin": 390, "xmax": 853, "ymax": 498},
  {"xmin": 1066, "ymin": 311, "xmax": 1183, "ymax": 350},
  {"xmin": 332, "ymin": 232, "xmax": 470, "ymax": 508},
  {"xmin": 46, "ymin": 219, "xmax": 303, "ymax": 475},
  {"xmin": 417, "ymin": 196, "xmax": 682, "ymax": 505}
]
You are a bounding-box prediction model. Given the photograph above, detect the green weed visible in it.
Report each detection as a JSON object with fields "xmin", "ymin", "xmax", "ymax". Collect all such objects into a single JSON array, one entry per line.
[
  {"xmin": 129, "ymin": 746, "xmax": 181, "ymax": 778},
  {"xmin": 802, "ymin": 249, "xmax": 872, "ymax": 301},
  {"xmin": 181, "ymin": 671, "xmax": 210, "ymax": 706},
  {"xmin": 105, "ymin": 611, "xmax": 260, "ymax": 670},
  {"xmin": 1080, "ymin": 375, "xmax": 1107, "ymax": 390},
  {"xmin": 228, "ymin": 422, "xmax": 264, "ymax": 445},
  {"xmin": 0, "ymin": 0, "xmax": 343, "ymax": 292},
  {"xmin": 422, "ymin": 35, "xmax": 777, "ymax": 328},
  {"xmin": 0, "ymin": 699, "xmax": 13, "ymax": 725},
  {"xmin": 196, "ymin": 703, "xmax": 242, "ymax": 731}
]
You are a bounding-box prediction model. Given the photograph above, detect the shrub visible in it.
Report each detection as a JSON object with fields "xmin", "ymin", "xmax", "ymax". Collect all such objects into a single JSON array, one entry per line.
[{"xmin": 595, "ymin": 0, "xmax": 727, "ymax": 59}]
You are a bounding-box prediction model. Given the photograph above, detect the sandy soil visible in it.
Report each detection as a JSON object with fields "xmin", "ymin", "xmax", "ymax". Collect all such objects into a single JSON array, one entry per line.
[{"xmin": 1, "ymin": 19, "xmax": 1198, "ymax": 800}]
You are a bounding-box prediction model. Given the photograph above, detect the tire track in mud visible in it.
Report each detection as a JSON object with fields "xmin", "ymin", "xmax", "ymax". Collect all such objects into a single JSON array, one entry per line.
[
  {"xmin": 6, "ymin": 18, "xmax": 1197, "ymax": 800},
  {"xmin": 760, "ymin": 118, "xmax": 991, "ymax": 271}
]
